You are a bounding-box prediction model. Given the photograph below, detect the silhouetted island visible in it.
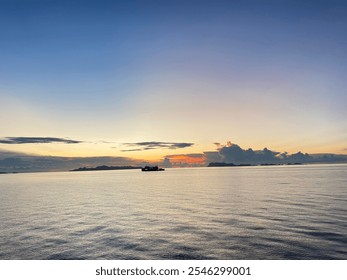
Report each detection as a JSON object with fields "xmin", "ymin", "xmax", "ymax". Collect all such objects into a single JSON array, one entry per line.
[
  {"xmin": 208, "ymin": 162, "xmax": 303, "ymax": 167},
  {"xmin": 208, "ymin": 162, "xmax": 252, "ymax": 167},
  {"xmin": 70, "ymin": 165, "xmax": 141, "ymax": 172}
]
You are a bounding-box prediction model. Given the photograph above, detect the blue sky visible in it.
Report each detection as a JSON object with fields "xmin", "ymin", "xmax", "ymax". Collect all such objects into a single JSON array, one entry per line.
[{"xmin": 1, "ymin": 0, "xmax": 346, "ymax": 160}]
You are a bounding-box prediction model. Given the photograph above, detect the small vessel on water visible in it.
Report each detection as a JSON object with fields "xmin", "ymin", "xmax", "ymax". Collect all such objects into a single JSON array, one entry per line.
[{"xmin": 141, "ymin": 165, "xmax": 165, "ymax": 172}]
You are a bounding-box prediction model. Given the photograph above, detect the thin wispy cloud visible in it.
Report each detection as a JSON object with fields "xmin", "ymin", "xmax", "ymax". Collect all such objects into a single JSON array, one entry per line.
[
  {"xmin": 120, "ymin": 149, "xmax": 143, "ymax": 152},
  {"xmin": 93, "ymin": 140, "xmax": 118, "ymax": 144},
  {"xmin": 0, "ymin": 137, "xmax": 83, "ymax": 144},
  {"xmin": 121, "ymin": 141, "xmax": 194, "ymax": 152}
]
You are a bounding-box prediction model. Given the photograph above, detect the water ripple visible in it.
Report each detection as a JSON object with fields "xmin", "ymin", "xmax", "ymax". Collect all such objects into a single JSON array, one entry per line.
[{"xmin": 0, "ymin": 165, "xmax": 346, "ymax": 259}]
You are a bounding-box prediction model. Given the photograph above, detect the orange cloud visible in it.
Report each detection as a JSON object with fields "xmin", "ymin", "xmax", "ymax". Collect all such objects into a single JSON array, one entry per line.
[{"xmin": 165, "ymin": 154, "xmax": 206, "ymax": 166}]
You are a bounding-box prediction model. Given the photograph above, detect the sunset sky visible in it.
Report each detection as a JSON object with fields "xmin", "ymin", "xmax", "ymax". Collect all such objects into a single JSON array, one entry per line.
[{"xmin": 1, "ymin": 0, "xmax": 346, "ymax": 164}]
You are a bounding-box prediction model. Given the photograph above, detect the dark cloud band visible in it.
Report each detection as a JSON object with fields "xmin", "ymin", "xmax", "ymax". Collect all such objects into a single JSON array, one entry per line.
[
  {"xmin": 122, "ymin": 141, "xmax": 194, "ymax": 151},
  {"xmin": 0, "ymin": 137, "xmax": 82, "ymax": 144}
]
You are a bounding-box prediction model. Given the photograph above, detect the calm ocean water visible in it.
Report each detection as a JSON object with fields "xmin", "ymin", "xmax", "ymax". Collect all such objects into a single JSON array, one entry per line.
[{"xmin": 0, "ymin": 164, "xmax": 346, "ymax": 260}]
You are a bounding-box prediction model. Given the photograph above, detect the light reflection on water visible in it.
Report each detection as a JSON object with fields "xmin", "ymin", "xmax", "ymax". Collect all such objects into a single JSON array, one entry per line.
[{"xmin": 0, "ymin": 164, "xmax": 346, "ymax": 259}]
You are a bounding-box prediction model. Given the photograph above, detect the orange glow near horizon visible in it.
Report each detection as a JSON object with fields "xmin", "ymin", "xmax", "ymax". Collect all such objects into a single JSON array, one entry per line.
[
  {"xmin": 165, "ymin": 154, "xmax": 206, "ymax": 166},
  {"xmin": 1, "ymin": 142, "xmax": 346, "ymax": 158}
]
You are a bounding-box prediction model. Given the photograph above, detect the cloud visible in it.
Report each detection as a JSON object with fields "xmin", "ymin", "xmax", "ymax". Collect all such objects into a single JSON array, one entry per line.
[
  {"xmin": 120, "ymin": 148, "xmax": 143, "ymax": 152},
  {"xmin": 122, "ymin": 141, "xmax": 194, "ymax": 151},
  {"xmin": 0, "ymin": 149, "xmax": 145, "ymax": 173},
  {"xmin": 0, "ymin": 137, "xmax": 82, "ymax": 144},
  {"xmin": 164, "ymin": 153, "xmax": 206, "ymax": 166},
  {"xmin": 162, "ymin": 157, "xmax": 172, "ymax": 168},
  {"xmin": 203, "ymin": 151, "xmax": 222, "ymax": 163},
  {"xmin": 214, "ymin": 142, "xmax": 347, "ymax": 165},
  {"xmin": 217, "ymin": 142, "xmax": 283, "ymax": 164},
  {"xmin": 93, "ymin": 140, "xmax": 117, "ymax": 144},
  {"xmin": 163, "ymin": 144, "xmax": 347, "ymax": 166},
  {"xmin": 0, "ymin": 149, "xmax": 30, "ymax": 157},
  {"xmin": 214, "ymin": 142, "xmax": 222, "ymax": 149},
  {"xmin": 1, "ymin": 142, "xmax": 347, "ymax": 173}
]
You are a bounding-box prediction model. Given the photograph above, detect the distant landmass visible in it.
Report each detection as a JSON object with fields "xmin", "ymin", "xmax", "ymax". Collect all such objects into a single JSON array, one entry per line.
[
  {"xmin": 70, "ymin": 165, "xmax": 141, "ymax": 172},
  {"xmin": 208, "ymin": 162, "xmax": 303, "ymax": 167},
  {"xmin": 208, "ymin": 162, "xmax": 251, "ymax": 167},
  {"xmin": 1, "ymin": 145, "xmax": 346, "ymax": 173}
]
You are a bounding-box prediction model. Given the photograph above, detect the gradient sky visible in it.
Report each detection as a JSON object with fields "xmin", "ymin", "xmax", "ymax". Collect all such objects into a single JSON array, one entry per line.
[{"xmin": 1, "ymin": 0, "xmax": 346, "ymax": 160}]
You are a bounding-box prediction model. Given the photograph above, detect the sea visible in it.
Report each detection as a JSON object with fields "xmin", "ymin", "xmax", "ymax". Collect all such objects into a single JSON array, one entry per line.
[{"xmin": 0, "ymin": 164, "xmax": 346, "ymax": 260}]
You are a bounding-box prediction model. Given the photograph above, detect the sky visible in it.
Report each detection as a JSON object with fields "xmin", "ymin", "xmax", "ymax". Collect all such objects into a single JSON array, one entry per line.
[{"xmin": 1, "ymin": 0, "xmax": 347, "ymax": 166}]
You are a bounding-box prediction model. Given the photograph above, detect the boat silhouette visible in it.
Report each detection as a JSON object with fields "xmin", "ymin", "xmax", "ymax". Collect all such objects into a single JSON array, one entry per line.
[{"xmin": 141, "ymin": 166, "xmax": 165, "ymax": 172}]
